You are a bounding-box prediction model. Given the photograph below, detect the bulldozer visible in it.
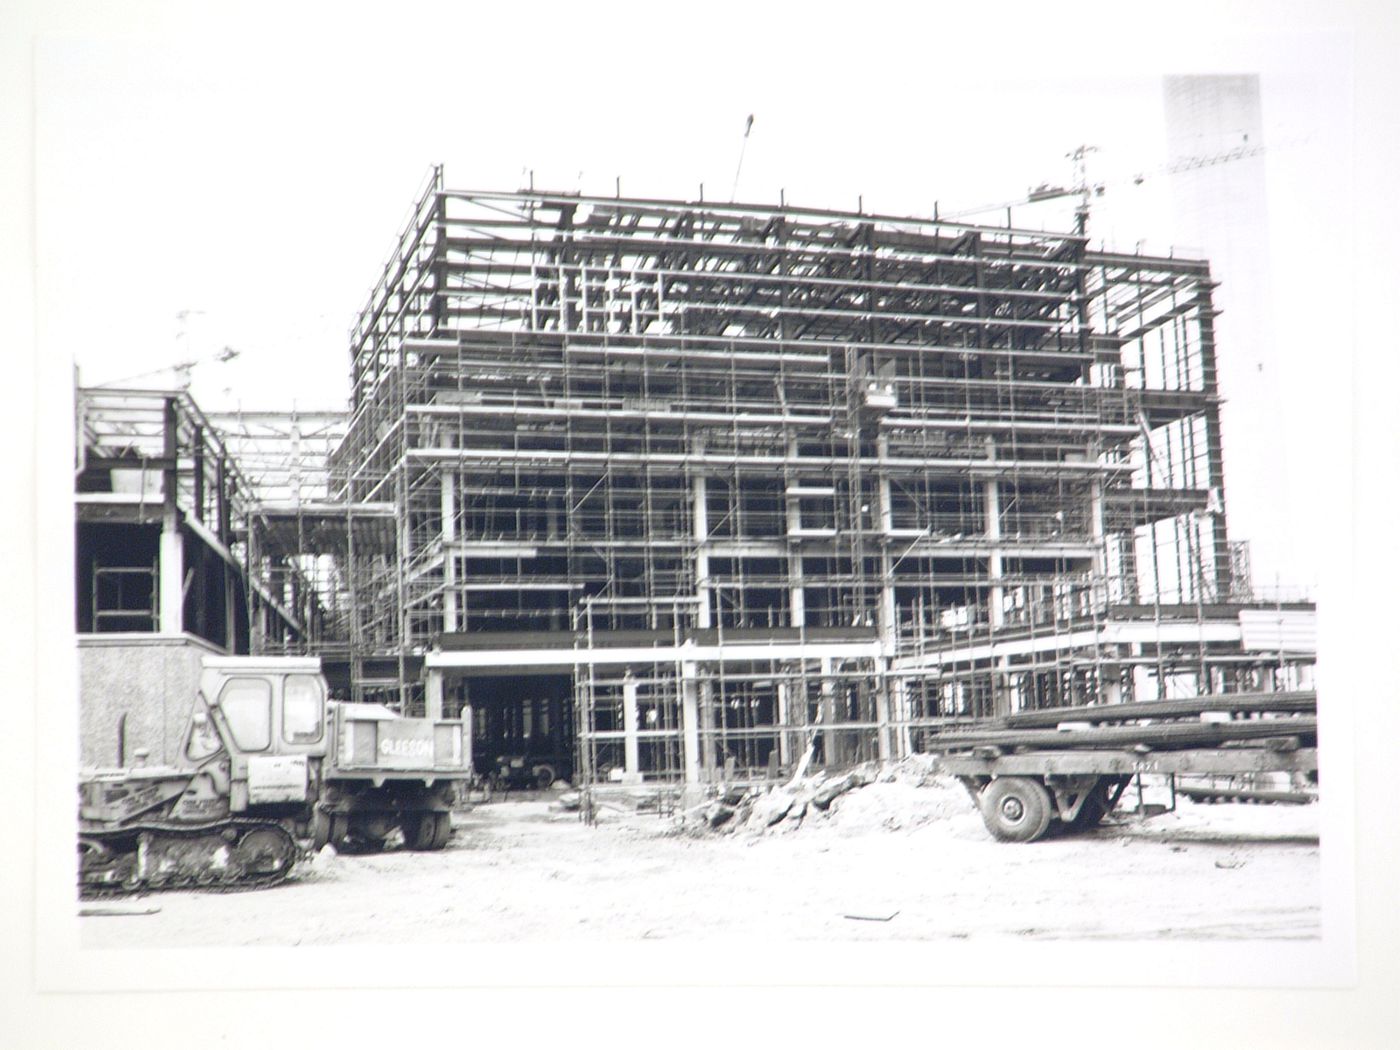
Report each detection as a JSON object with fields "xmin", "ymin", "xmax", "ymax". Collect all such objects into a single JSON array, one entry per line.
[{"xmin": 78, "ymin": 656, "xmax": 472, "ymax": 896}]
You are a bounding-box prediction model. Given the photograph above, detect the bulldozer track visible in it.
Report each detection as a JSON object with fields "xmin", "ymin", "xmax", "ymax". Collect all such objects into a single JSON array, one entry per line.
[{"xmin": 79, "ymin": 818, "xmax": 300, "ymax": 901}]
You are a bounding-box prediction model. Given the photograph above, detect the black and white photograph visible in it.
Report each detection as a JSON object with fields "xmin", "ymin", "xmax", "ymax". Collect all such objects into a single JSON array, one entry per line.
[{"xmin": 7, "ymin": 1, "xmax": 1398, "ymax": 1045}]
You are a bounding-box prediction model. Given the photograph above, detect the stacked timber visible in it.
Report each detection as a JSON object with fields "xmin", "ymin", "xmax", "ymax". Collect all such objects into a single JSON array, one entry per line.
[{"xmin": 922, "ymin": 690, "xmax": 1317, "ymax": 755}]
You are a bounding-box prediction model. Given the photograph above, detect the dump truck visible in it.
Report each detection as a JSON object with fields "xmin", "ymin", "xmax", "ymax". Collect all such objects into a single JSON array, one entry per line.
[
  {"xmin": 78, "ymin": 656, "xmax": 472, "ymax": 896},
  {"xmin": 925, "ymin": 691, "xmax": 1318, "ymax": 843}
]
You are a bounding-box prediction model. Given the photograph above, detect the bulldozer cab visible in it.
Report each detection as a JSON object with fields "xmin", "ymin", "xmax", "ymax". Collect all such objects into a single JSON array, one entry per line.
[{"xmin": 190, "ymin": 657, "xmax": 331, "ymax": 810}]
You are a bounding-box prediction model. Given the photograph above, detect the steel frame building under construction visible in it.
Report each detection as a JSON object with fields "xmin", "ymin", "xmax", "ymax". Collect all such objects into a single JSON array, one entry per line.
[{"xmin": 75, "ymin": 167, "xmax": 1316, "ymax": 785}]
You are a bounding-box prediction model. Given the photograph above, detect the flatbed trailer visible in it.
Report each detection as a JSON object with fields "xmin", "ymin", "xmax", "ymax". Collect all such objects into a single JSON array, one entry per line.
[
  {"xmin": 938, "ymin": 745, "xmax": 1318, "ymax": 842},
  {"xmin": 926, "ymin": 691, "xmax": 1318, "ymax": 843}
]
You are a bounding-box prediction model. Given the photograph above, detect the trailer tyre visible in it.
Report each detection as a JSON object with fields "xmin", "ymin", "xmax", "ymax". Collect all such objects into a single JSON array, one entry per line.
[{"xmin": 981, "ymin": 777, "xmax": 1054, "ymax": 843}]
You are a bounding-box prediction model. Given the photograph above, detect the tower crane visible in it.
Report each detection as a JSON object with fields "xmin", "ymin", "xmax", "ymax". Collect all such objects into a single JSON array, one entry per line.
[
  {"xmin": 91, "ymin": 344, "xmax": 240, "ymax": 391},
  {"xmin": 940, "ymin": 136, "xmax": 1268, "ymax": 234},
  {"xmin": 86, "ymin": 308, "xmax": 240, "ymax": 393},
  {"xmin": 730, "ymin": 113, "xmax": 755, "ymax": 202}
]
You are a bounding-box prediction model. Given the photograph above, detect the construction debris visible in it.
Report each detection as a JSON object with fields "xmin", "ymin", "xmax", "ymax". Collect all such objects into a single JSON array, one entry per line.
[
  {"xmin": 683, "ymin": 758, "xmax": 974, "ymax": 837},
  {"xmin": 703, "ymin": 802, "xmax": 737, "ymax": 828},
  {"xmin": 811, "ymin": 769, "xmax": 874, "ymax": 810},
  {"xmin": 747, "ymin": 789, "xmax": 797, "ymax": 828}
]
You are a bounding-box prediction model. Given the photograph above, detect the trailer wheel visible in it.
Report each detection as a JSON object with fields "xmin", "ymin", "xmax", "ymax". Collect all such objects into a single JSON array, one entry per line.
[{"xmin": 981, "ymin": 777, "xmax": 1053, "ymax": 843}]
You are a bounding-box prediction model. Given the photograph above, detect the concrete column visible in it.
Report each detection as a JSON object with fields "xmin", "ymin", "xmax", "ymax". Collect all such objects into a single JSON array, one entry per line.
[
  {"xmin": 1102, "ymin": 657, "xmax": 1124, "ymax": 705},
  {"xmin": 159, "ymin": 528, "xmax": 184, "ymax": 635},
  {"xmin": 622, "ymin": 673, "xmax": 640, "ymax": 775},
  {"xmin": 222, "ymin": 564, "xmax": 237, "ymax": 652},
  {"xmin": 877, "ymin": 436, "xmax": 895, "ymax": 535},
  {"xmin": 251, "ymin": 599, "xmax": 266, "ymax": 654},
  {"xmin": 160, "ymin": 397, "xmax": 183, "ymax": 636},
  {"xmin": 693, "ymin": 471, "xmax": 712, "ymax": 629},
  {"xmin": 425, "ymin": 669, "xmax": 445, "ymax": 721},
  {"xmin": 442, "ymin": 469, "xmax": 458, "ymax": 633},
  {"xmin": 993, "ymin": 653, "xmax": 1014, "ymax": 717},
  {"xmin": 875, "ymin": 665, "xmax": 893, "ymax": 762},
  {"xmin": 460, "ymin": 703, "xmax": 475, "ymax": 762},
  {"xmin": 785, "ymin": 441, "xmax": 806, "ymax": 628},
  {"xmin": 217, "ymin": 456, "xmax": 237, "ymax": 652},
  {"xmin": 1089, "ymin": 474, "xmax": 1108, "ymax": 607},
  {"xmin": 1089, "ymin": 475, "xmax": 1106, "ymax": 546},
  {"xmin": 879, "ymin": 581, "xmax": 898, "ymax": 653},
  {"xmin": 1130, "ymin": 642, "xmax": 1149, "ymax": 702},
  {"xmin": 788, "ymin": 555, "xmax": 806, "ymax": 629},
  {"xmin": 876, "ymin": 435, "xmax": 897, "ymax": 653},
  {"xmin": 891, "ymin": 675, "xmax": 912, "ymax": 758},
  {"xmin": 680, "ymin": 661, "xmax": 701, "ymax": 783},
  {"xmin": 699, "ymin": 676, "xmax": 717, "ymax": 778},
  {"xmin": 776, "ymin": 680, "xmax": 792, "ymax": 766},
  {"xmin": 983, "ymin": 476, "xmax": 1004, "ymax": 629},
  {"xmin": 819, "ymin": 656, "xmax": 839, "ymax": 766}
]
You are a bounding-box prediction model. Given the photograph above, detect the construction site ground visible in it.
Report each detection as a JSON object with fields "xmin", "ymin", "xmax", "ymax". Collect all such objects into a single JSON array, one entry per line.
[{"xmin": 79, "ymin": 776, "xmax": 1320, "ymax": 947}]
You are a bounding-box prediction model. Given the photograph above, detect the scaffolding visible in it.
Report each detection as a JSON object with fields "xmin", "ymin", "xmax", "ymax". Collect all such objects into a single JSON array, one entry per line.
[
  {"xmin": 202, "ymin": 406, "xmax": 408, "ymax": 703},
  {"xmin": 306, "ymin": 168, "xmax": 1315, "ymax": 784},
  {"xmin": 74, "ymin": 387, "xmax": 325, "ymax": 653}
]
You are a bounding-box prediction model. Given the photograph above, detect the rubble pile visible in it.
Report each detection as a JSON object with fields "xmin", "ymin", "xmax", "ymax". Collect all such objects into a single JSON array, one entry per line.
[{"xmin": 682, "ymin": 755, "xmax": 974, "ymax": 837}]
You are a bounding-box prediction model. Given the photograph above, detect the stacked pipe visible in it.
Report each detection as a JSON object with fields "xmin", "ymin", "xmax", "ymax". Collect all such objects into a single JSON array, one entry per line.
[{"xmin": 922, "ymin": 690, "xmax": 1317, "ymax": 753}]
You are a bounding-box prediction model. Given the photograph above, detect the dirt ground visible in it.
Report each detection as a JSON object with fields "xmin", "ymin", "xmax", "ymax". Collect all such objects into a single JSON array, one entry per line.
[{"xmin": 79, "ymin": 777, "xmax": 1321, "ymax": 947}]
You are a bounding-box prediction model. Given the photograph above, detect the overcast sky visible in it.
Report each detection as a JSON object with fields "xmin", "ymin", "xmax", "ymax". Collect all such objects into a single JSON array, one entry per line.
[{"xmin": 34, "ymin": 8, "xmax": 1353, "ymax": 591}]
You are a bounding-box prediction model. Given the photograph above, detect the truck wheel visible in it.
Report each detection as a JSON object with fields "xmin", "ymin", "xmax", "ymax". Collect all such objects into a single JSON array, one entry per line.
[
  {"xmin": 533, "ymin": 765, "xmax": 556, "ymax": 790},
  {"xmin": 430, "ymin": 812, "xmax": 453, "ymax": 849},
  {"xmin": 324, "ymin": 814, "xmax": 350, "ymax": 852},
  {"xmin": 402, "ymin": 811, "xmax": 450, "ymax": 851},
  {"xmin": 980, "ymin": 777, "xmax": 1053, "ymax": 843},
  {"xmin": 401, "ymin": 812, "xmax": 451, "ymax": 851},
  {"xmin": 338, "ymin": 816, "xmax": 390, "ymax": 854},
  {"xmin": 402, "ymin": 812, "xmax": 430, "ymax": 850},
  {"xmin": 310, "ymin": 807, "xmax": 332, "ymax": 851}
]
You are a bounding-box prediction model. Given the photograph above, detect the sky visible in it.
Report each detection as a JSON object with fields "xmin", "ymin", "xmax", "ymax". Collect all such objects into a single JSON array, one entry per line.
[{"xmin": 33, "ymin": 7, "xmax": 1354, "ymax": 594}]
